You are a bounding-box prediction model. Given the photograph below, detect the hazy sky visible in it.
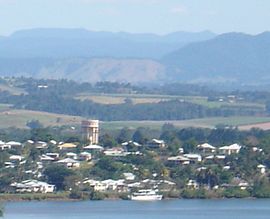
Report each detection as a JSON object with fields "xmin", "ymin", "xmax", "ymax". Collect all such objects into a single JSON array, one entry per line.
[{"xmin": 1, "ymin": 0, "xmax": 270, "ymax": 35}]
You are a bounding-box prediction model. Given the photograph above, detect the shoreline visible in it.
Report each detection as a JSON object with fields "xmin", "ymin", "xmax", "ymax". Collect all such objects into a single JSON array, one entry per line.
[{"xmin": 0, "ymin": 193, "xmax": 260, "ymax": 202}]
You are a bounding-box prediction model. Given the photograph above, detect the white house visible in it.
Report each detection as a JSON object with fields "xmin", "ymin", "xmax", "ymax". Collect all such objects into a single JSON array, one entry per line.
[
  {"xmin": 257, "ymin": 164, "xmax": 266, "ymax": 174},
  {"xmin": 183, "ymin": 154, "xmax": 202, "ymax": 162},
  {"xmin": 147, "ymin": 139, "xmax": 166, "ymax": 148},
  {"xmin": 219, "ymin": 143, "xmax": 242, "ymax": 155},
  {"xmin": 122, "ymin": 141, "xmax": 141, "ymax": 147},
  {"xmin": 104, "ymin": 147, "xmax": 127, "ymax": 157},
  {"xmin": 57, "ymin": 158, "xmax": 80, "ymax": 168},
  {"xmin": 11, "ymin": 180, "xmax": 55, "ymax": 193},
  {"xmin": 197, "ymin": 143, "xmax": 216, "ymax": 153},
  {"xmin": 123, "ymin": 172, "xmax": 136, "ymax": 181},
  {"xmin": 10, "ymin": 155, "xmax": 24, "ymax": 162},
  {"xmin": 6, "ymin": 141, "xmax": 22, "ymax": 149},
  {"xmin": 79, "ymin": 152, "xmax": 92, "ymax": 161},
  {"xmin": 46, "ymin": 153, "xmax": 59, "ymax": 160},
  {"xmin": 35, "ymin": 141, "xmax": 48, "ymax": 149},
  {"xmin": 186, "ymin": 180, "xmax": 199, "ymax": 189},
  {"xmin": 40, "ymin": 155, "xmax": 55, "ymax": 162},
  {"xmin": 83, "ymin": 144, "xmax": 104, "ymax": 151},
  {"xmin": 167, "ymin": 155, "xmax": 190, "ymax": 165},
  {"xmin": 83, "ymin": 179, "xmax": 128, "ymax": 192},
  {"xmin": 66, "ymin": 152, "xmax": 78, "ymax": 160}
]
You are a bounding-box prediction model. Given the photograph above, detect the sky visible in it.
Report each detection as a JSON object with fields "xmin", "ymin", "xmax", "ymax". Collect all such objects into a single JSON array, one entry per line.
[{"xmin": 0, "ymin": 0, "xmax": 270, "ymax": 36}]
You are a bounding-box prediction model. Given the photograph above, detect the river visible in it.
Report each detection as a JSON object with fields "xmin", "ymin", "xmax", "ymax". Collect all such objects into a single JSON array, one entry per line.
[{"xmin": 2, "ymin": 199, "xmax": 270, "ymax": 219}]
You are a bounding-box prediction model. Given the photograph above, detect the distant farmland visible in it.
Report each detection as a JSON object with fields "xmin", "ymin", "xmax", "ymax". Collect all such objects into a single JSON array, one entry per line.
[
  {"xmin": 0, "ymin": 103, "xmax": 269, "ymax": 130},
  {"xmin": 101, "ymin": 116, "xmax": 270, "ymax": 130}
]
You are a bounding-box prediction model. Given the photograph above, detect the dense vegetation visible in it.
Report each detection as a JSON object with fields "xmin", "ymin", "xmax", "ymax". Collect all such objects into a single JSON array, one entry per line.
[
  {"xmin": 0, "ymin": 78, "xmax": 269, "ymax": 121},
  {"xmin": 1, "ymin": 124, "xmax": 270, "ymax": 199}
]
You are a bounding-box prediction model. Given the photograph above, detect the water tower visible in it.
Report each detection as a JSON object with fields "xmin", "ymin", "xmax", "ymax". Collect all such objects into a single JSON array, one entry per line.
[{"xmin": 81, "ymin": 120, "xmax": 99, "ymax": 144}]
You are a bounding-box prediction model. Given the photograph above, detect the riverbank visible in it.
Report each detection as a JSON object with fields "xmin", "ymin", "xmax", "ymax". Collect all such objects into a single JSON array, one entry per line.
[
  {"xmin": 0, "ymin": 189, "xmax": 262, "ymax": 202},
  {"xmin": 0, "ymin": 192, "xmax": 71, "ymax": 202}
]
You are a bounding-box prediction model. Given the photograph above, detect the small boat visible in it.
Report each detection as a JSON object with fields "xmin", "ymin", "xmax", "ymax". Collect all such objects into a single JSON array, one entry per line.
[{"xmin": 130, "ymin": 189, "xmax": 163, "ymax": 201}]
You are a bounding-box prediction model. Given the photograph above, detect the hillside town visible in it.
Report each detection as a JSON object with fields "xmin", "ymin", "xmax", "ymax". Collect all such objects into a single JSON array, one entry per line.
[{"xmin": 0, "ymin": 119, "xmax": 269, "ymax": 200}]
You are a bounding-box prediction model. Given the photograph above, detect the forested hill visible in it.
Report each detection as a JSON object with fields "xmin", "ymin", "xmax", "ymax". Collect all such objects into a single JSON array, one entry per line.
[{"xmin": 162, "ymin": 32, "xmax": 270, "ymax": 83}]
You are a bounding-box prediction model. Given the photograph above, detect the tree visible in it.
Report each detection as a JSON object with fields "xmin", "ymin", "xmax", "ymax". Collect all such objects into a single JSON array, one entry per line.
[
  {"xmin": 30, "ymin": 128, "xmax": 53, "ymax": 142},
  {"xmin": 100, "ymin": 134, "xmax": 117, "ymax": 148},
  {"xmin": 117, "ymin": 127, "xmax": 132, "ymax": 143},
  {"xmin": 133, "ymin": 127, "xmax": 150, "ymax": 144},
  {"xmin": 0, "ymin": 152, "xmax": 9, "ymax": 168},
  {"xmin": 26, "ymin": 119, "xmax": 43, "ymax": 129},
  {"xmin": 43, "ymin": 165, "xmax": 75, "ymax": 190}
]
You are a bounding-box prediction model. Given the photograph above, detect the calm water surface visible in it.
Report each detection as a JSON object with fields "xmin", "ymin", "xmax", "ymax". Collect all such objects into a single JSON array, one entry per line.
[{"xmin": 2, "ymin": 199, "xmax": 270, "ymax": 219}]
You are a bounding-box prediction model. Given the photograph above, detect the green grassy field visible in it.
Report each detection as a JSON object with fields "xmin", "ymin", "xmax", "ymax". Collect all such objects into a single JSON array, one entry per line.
[
  {"xmin": 76, "ymin": 92, "xmax": 265, "ymax": 110},
  {"xmin": 101, "ymin": 116, "xmax": 270, "ymax": 130},
  {"xmin": 0, "ymin": 107, "xmax": 83, "ymax": 129},
  {"xmin": 0, "ymin": 102, "xmax": 268, "ymax": 130}
]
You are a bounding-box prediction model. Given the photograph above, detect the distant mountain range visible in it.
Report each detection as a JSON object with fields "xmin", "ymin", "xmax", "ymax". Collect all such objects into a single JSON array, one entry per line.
[
  {"xmin": 0, "ymin": 28, "xmax": 270, "ymax": 84},
  {"xmin": 162, "ymin": 32, "xmax": 270, "ymax": 83},
  {"xmin": 0, "ymin": 28, "xmax": 215, "ymax": 59}
]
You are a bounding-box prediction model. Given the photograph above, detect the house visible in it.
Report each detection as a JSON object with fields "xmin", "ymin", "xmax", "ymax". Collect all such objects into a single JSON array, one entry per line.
[
  {"xmin": 40, "ymin": 155, "xmax": 55, "ymax": 162},
  {"xmin": 6, "ymin": 141, "xmax": 22, "ymax": 149},
  {"xmin": 79, "ymin": 152, "xmax": 92, "ymax": 161},
  {"xmin": 66, "ymin": 152, "xmax": 78, "ymax": 160},
  {"xmin": 11, "ymin": 180, "xmax": 55, "ymax": 193},
  {"xmin": 35, "ymin": 141, "xmax": 48, "ymax": 149},
  {"xmin": 204, "ymin": 155, "xmax": 226, "ymax": 161},
  {"xmin": 49, "ymin": 140, "xmax": 57, "ymax": 145},
  {"xmin": 221, "ymin": 178, "xmax": 250, "ymax": 190},
  {"xmin": 104, "ymin": 147, "xmax": 127, "ymax": 157},
  {"xmin": 0, "ymin": 141, "xmax": 10, "ymax": 150},
  {"xmin": 58, "ymin": 143, "xmax": 77, "ymax": 150},
  {"xmin": 46, "ymin": 153, "xmax": 60, "ymax": 160},
  {"xmin": 178, "ymin": 148, "xmax": 184, "ymax": 154},
  {"xmin": 121, "ymin": 141, "xmax": 142, "ymax": 151},
  {"xmin": 223, "ymin": 166, "xmax": 230, "ymax": 170},
  {"xmin": 83, "ymin": 179, "xmax": 128, "ymax": 192},
  {"xmin": 83, "ymin": 144, "xmax": 104, "ymax": 151},
  {"xmin": 186, "ymin": 180, "xmax": 199, "ymax": 190},
  {"xmin": 57, "ymin": 158, "xmax": 80, "ymax": 168},
  {"xmin": 183, "ymin": 154, "xmax": 202, "ymax": 162},
  {"xmin": 219, "ymin": 143, "xmax": 242, "ymax": 155},
  {"xmin": 4, "ymin": 162, "xmax": 15, "ymax": 168},
  {"xmin": 83, "ymin": 179, "xmax": 107, "ymax": 192},
  {"xmin": 102, "ymin": 179, "xmax": 128, "ymax": 192},
  {"xmin": 167, "ymin": 155, "xmax": 190, "ymax": 165},
  {"xmin": 147, "ymin": 139, "xmax": 166, "ymax": 148},
  {"xmin": 123, "ymin": 172, "xmax": 136, "ymax": 181},
  {"xmin": 9, "ymin": 155, "xmax": 24, "ymax": 162},
  {"xmin": 252, "ymin": 147, "xmax": 263, "ymax": 152},
  {"xmin": 122, "ymin": 141, "xmax": 141, "ymax": 147},
  {"xmin": 26, "ymin": 140, "xmax": 34, "ymax": 144},
  {"xmin": 257, "ymin": 164, "xmax": 266, "ymax": 174},
  {"xmin": 197, "ymin": 143, "xmax": 216, "ymax": 153}
]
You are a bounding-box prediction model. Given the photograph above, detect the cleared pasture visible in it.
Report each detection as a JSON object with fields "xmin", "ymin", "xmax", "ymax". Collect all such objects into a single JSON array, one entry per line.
[
  {"xmin": 76, "ymin": 93, "xmax": 265, "ymax": 110},
  {"xmin": 0, "ymin": 109, "xmax": 83, "ymax": 129},
  {"xmin": 101, "ymin": 116, "xmax": 270, "ymax": 130}
]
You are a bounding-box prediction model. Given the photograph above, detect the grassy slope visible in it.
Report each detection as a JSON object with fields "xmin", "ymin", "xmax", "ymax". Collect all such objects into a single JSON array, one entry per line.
[
  {"xmin": 0, "ymin": 106, "xmax": 83, "ymax": 129},
  {"xmin": 0, "ymin": 106, "xmax": 269, "ymax": 130},
  {"xmin": 0, "ymin": 84, "xmax": 26, "ymax": 95}
]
